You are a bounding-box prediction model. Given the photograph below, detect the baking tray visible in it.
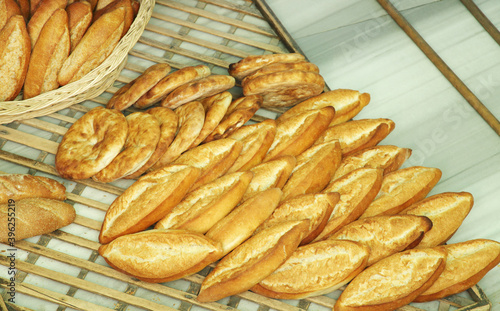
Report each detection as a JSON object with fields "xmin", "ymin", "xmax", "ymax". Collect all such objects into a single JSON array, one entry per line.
[{"xmin": 0, "ymin": 0, "xmax": 494, "ymax": 310}]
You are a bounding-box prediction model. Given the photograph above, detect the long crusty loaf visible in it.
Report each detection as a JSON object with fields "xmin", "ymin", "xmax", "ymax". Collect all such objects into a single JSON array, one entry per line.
[
  {"xmin": 66, "ymin": 0, "xmax": 93, "ymax": 52},
  {"xmin": 0, "ymin": 0, "xmax": 21, "ymax": 30},
  {"xmin": 26, "ymin": 0, "xmax": 67, "ymax": 47},
  {"xmin": 0, "ymin": 174, "xmax": 66, "ymax": 204}
]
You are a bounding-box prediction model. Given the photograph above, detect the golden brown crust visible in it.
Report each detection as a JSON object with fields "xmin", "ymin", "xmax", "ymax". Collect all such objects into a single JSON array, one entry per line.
[
  {"xmin": 0, "ymin": 198, "xmax": 75, "ymax": 243},
  {"xmin": 0, "ymin": 15, "xmax": 31, "ymax": 101},
  {"xmin": 0, "ymin": 174, "xmax": 66, "ymax": 204},
  {"xmin": 252, "ymin": 240, "xmax": 370, "ymax": 299},
  {"xmin": 27, "ymin": 0, "xmax": 67, "ymax": 48},
  {"xmin": 55, "ymin": 107, "xmax": 128, "ymax": 180},
  {"xmin": 107, "ymin": 63, "xmax": 171, "ymax": 111},
  {"xmin": 0, "ymin": 0, "xmax": 21, "ymax": 30},
  {"xmin": 98, "ymin": 229, "xmax": 223, "ymax": 283},
  {"xmin": 24, "ymin": 8, "xmax": 70, "ymax": 99},
  {"xmin": 135, "ymin": 65, "xmax": 211, "ymax": 109},
  {"xmin": 99, "ymin": 164, "xmax": 201, "ymax": 244},
  {"xmin": 161, "ymin": 75, "xmax": 236, "ymax": 110},
  {"xmin": 92, "ymin": 112, "xmax": 161, "ymax": 183},
  {"xmin": 361, "ymin": 166, "xmax": 442, "ymax": 218},
  {"xmin": 15, "ymin": 0, "xmax": 30, "ymax": 22},
  {"xmin": 197, "ymin": 219, "xmax": 310, "ymax": 303},
  {"xmin": 314, "ymin": 118, "xmax": 396, "ymax": 156},
  {"xmin": 263, "ymin": 106, "xmax": 335, "ymax": 162},
  {"xmin": 66, "ymin": 0, "xmax": 93, "ymax": 52},
  {"xmin": 316, "ymin": 168, "xmax": 384, "ymax": 241},
  {"xmin": 155, "ymin": 171, "xmax": 253, "ymax": 233},
  {"xmin": 93, "ymin": 0, "xmax": 134, "ymax": 37},
  {"xmin": 206, "ymin": 188, "xmax": 283, "ymax": 258},
  {"xmin": 401, "ymin": 192, "xmax": 474, "ymax": 248},
  {"xmin": 228, "ymin": 53, "xmax": 306, "ymax": 81},
  {"xmin": 241, "ymin": 60, "xmax": 320, "ymax": 85}
]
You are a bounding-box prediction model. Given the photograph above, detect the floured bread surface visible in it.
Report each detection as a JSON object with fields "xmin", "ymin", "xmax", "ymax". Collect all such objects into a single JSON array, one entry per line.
[
  {"xmin": 55, "ymin": 107, "xmax": 128, "ymax": 180},
  {"xmin": 228, "ymin": 52, "xmax": 306, "ymax": 81},
  {"xmin": 92, "ymin": 112, "xmax": 161, "ymax": 183},
  {"xmin": 335, "ymin": 247, "xmax": 447, "ymax": 311},
  {"xmin": 253, "ymin": 240, "xmax": 370, "ymax": 299}
]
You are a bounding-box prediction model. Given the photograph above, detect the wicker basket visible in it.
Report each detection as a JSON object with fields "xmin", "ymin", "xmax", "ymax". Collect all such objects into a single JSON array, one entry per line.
[{"xmin": 0, "ymin": 0, "xmax": 155, "ymax": 125}]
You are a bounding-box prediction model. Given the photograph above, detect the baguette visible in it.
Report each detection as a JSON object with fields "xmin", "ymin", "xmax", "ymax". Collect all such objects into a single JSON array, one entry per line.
[
  {"xmin": 228, "ymin": 53, "xmax": 306, "ymax": 81},
  {"xmin": 66, "ymin": 0, "xmax": 92, "ymax": 52},
  {"xmin": 334, "ymin": 247, "xmax": 447, "ymax": 311},
  {"xmin": 93, "ymin": 0, "xmax": 134, "ymax": 37},
  {"xmin": 26, "ymin": 0, "xmax": 67, "ymax": 48},
  {"xmin": 98, "ymin": 229, "xmax": 223, "ymax": 283},
  {"xmin": 0, "ymin": 174, "xmax": 66, "ymax": 204},
  {"xmin": 360, "ymin": 166, "xmax": 442, "ymax": 218},
  {"xmin": 241, "ymin": 60, "xmax": 320, "ymax": 85},
  {"xmin": 24, "ymin": 8, "xmax": 70, "ymax": 99},
  {"xmin": 15, "ymin": 0, "xmax": 30, "ymax": 22},
  {"xmin": 0, "ymin": 15, "xmax": 31, "ymax": 101},
  {"xmin": 0, "ymin": 198, "xmax": 75, "ymax": 242},
  {"xmin": 99, "ymin": 164, "xmax": 201, "ymax": 244},
  {"xmin": 251, "ymin": 240, "xmax": 370, "ymax": 299},
  {"xmin": 205, "ymin": 188, "xmax": 282, "ymax": 257},
  {"xmin": 401, "ymin": 192, "xmax": 474, "ymax": 248},
  {"xmin": 0, "ymin": 0, "xmax": 21, "ymax": 30},
  {"xmin": 197, "ymin": 219, "xmax": 310, "ymax": 302}
]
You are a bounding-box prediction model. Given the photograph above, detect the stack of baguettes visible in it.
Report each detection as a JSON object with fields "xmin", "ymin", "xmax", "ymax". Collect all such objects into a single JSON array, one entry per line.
[
  {"xmin": 52, "ymin": 53, "xmax": 500, "ymax": 311},
  {"xmin": 0, "ymin": 0, "xmax": 139, "ymax": 101}
]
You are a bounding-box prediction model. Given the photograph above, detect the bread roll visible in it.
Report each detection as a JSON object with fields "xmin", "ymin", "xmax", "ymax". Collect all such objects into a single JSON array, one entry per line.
[
  {"xmin": 278, "ymin": 89, "xmax": 370, "ymax": 126},
  {"xmin": 361, "ymin": 166, "xmax": 442, "ymax": 218},
  {"xmin": 257, "ymin": 192, "xmax": 339, "ymax": 245},
  {"xmin": 315, "ymin": 168, "xmax": 383, "ymax": 241},
  {"xmin": 27, "ymin": 0, "xmax": 67, "ymax": 48},
  {"xmin": 99, "ymin": 164, "xmax": 201, "ymax": 244},
  {"xmin": 314, "ymin": 118, "xmax": 396, "ymax": 156},
  {"xmin": 333, "ymin": 145, "xmax": 412, "ymax": 181},
  {"xmin": 228, "ymin": 53, "xmax": 306, "ymax": 81},
  {"xmin": 172, "ymin": 138, "xmax": 243, "ymax": 191},
  {"xmin": 24, "ymin": 8, "xmax": 70, "ymax": 99},
  {"xmin": 263, "ymin": 107, "xmax": 335, "ymax": 162},
  {"xmin": 98, "ymin": 229, "xmax": 223, "ymax": 283},
  {"xmin": 241, "ymin": 60, "xmax": 320, "ymax": 85},
  {"xmin": 0, "ymin": 0, "xmax": 21, "ymax": 30},
  {"xmin": 154, "ymin": 171, "xmax": 253, "ymax": 233},
  {"xmin": 197, "ymin": 219, "xmax": 310, "ymax": 302},
  {"xmin": 0, "ymin": 15, "xmax": 31, "ymax": 101},
  {"xmin": 0, "ymin": 198, "xmax": 76, "ymax": 243},
  {"xmin": 243, "ymin": 155, "xmax": 296, "ymax": 201},
  {"xmin": 251, "ymin": 240, "xmax": 370, "ymax": 299},
  {"xmin": 281, "ymin": 140, "xmax": 342, "ymax": 201},
  {"xmin": 55, "ymin": 107, "xmax": 129, "ymax": 180},
  {"xmin": 205, "ymin": 188, "xmax": 282, "ymax": 257},
  {"xmin": 93, "ymin": 0, "xmax": 134, "ymax": 37},
  {"xmin": 334, "ymin": 247, "xmax": 447, "ymax": 311},
  {"xmin": 401, "ymin": 192, "xmax": 474, "ymax": 248},
  {"xmin": 415, "ymin": 239, "xmax": 500, "ymax": 302},
  {"xmin": 0, "ymin": 174, "xmax": 66, "ymax": 204},
  {"xmin": 58, "ymin": 6, "xmax": 125, "ymax": 85},
  {"xmin": 66, "ymin": 0, "xmax": 92, "ymax": 52},
  {"xmin": 329, "ymin": 215, "xmax": 433, "ymax": 266}
]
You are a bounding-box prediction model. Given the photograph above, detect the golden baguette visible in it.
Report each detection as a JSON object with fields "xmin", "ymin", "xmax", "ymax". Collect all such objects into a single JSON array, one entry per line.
[
  {"xmin": 0, "ymin": 198, "xmax": 75, "ymax": 243},
  {"xmin": 66, "ymin": 0, "xmax": 92, "ymax": 52},
  {"xmin": 26, "ymin": 0, "xmax": 66, "ymax": 48},
  {"xmin": 0, "ymin": 15, "xmax": 31, "ymax": 101},
  {"xmin": 0, "ymin": 174, "xmax": 66, "ymax": 204},
  {"xmin": 99, "ymin": 164, "xmax": 201, "ymax": 244},
  {"xmin": 334, "ymin": 247, "xmax": 447, "ymax": 311},
  {"xmin": 197, "ymin": 219, "xmax": 310, "ymax": 302},
  {"xmin": 92, "ymin": 0, "xmax": 134, "ymax": 37},
  {"xmin": 98, "ymin": 229, "xmax": 223, "ymax": 283},
  {"xmin": 228, "ymin": 53, "xmax": 306, "ymax": 81},
  {"xmin": 0, "ymin": 0, "xmax": 21, "ymax": 30},
  {"xmin": 401, "ymin": 192, "xmax": 474, "ymax": 248},
  {"xmin": 329, "ymin": 214, "xmax": 433, "ymax": 266},
  {"xmin": 251, "ymin": 240, "xmax": 370, "ymax": 299},
  {"xmin": 415, "ymin": 239, "xmax": 500, "ymax": 302}
]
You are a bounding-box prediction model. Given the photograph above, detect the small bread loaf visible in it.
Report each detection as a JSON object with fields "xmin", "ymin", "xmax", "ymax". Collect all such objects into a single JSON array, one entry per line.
[
  {"xmin": 206, "ymin": 188, "xmax": 282, "ymax": 257},
  {"xmin": 251, "ymin": 240, "xmax": 370, "ymax": 299},
  {"xmin": 98, "ymin": 229, "xmax": 223, "ymax": 283},
  {"xmin": 333, "ymin": 145, "xmax": 412, "ymax": 181},
  {"xmin": 314, "ymin": 118, "xmax": 396, "ymax": 156},
  {"xmin": 0, "ymin": 0, "xmax": 21, "ymax": 30},
  {"xmin": 0, "ymin": 15, "xmax": 31, "ymax": 101},
  {"xmin": 278, "ymin": 89, "xmax": 370, "ymax": 126},
  {"xmin": 24, "ymin": 8, "xmax": 70, "ymax": 99},
  {"xmin": 55, "ymin": 107, "xmax": 128, "ymax": 180},
  {"xmin": 26, "ymin": 0, "xmax": 67, "ymax": 47},
  {"xmin": 263, "ymin": 107, "xmax": 335, "ymax": 162},
  {"xmin": 329, "ymin": 215, "xmax": 433, "ymax": 266},
  {"xmin": 334, "ymin": 247, "xmax": 447, "ymax": 311},
  {"xmin": 93, "ymin": 0, "xmax": 134, "ymax": 37},
  {"xmin": 197, "ymin": 219, "xmax": 310, "ymax": 302},
  {"xmin": 155, "ymin": 171, "xmax": 253, "ymax": 233},
  {"xmin": 0, "ymin": 198, "xmax": 76, "ymax": 242},
  {"xmin": 401, "ymin": 192, "xmax": 474, "ymax": 248},
  {"xmin": 228, "ymin": 53, "xmax": 306, "ymax": 81},
  {"xmin": 415, "ymin": 239, "xmax": 500, "ymax": 302},
  {"xmin": 241, "ymin": 60, "xmax": 319, "ymax": 85},
  {"xmin": 315, "ymin": 168, "xmax": 383, "ymax": 241},
  {"xmin": 257, "ymin": 192, "xmax": 340, "ymax": 245},
  {"xmin": 99, "ymin": 164, "xmax": 201, "ymax": 244},
  {"xmin": 0, "ymin": 174, "xmax": 66, "ymax": 204},
  {"xmin": 361, "ymin": 166, "xmax": 442, "ymax": 218},
  {"xmin": 66, "ymin": 0, "xmax": 92, "ymax": 52}
]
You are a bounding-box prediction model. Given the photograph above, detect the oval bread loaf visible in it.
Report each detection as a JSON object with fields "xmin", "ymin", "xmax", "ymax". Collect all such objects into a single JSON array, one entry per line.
[
  {"xmin": 0, "ymin": 174, "xmax": 67, "ymax": 204},
  {"xmin": 228, "ymin": 53, "xmax": 306, "ymax": 81}
]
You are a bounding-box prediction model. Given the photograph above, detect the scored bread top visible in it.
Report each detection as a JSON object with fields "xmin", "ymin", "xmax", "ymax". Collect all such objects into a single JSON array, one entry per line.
[
  {"xmin": 228, "ymin": 53, "xmax": 306, "ymax": 81},
  {"xmin": 0, "ymin": 174, "xmax": 67, "ymax": 203}
]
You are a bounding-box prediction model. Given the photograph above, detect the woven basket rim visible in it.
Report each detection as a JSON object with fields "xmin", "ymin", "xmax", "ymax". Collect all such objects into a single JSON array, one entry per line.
[{"xmin": 0, "ymin": 0, "xmax": 155, "ymax": 122}]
